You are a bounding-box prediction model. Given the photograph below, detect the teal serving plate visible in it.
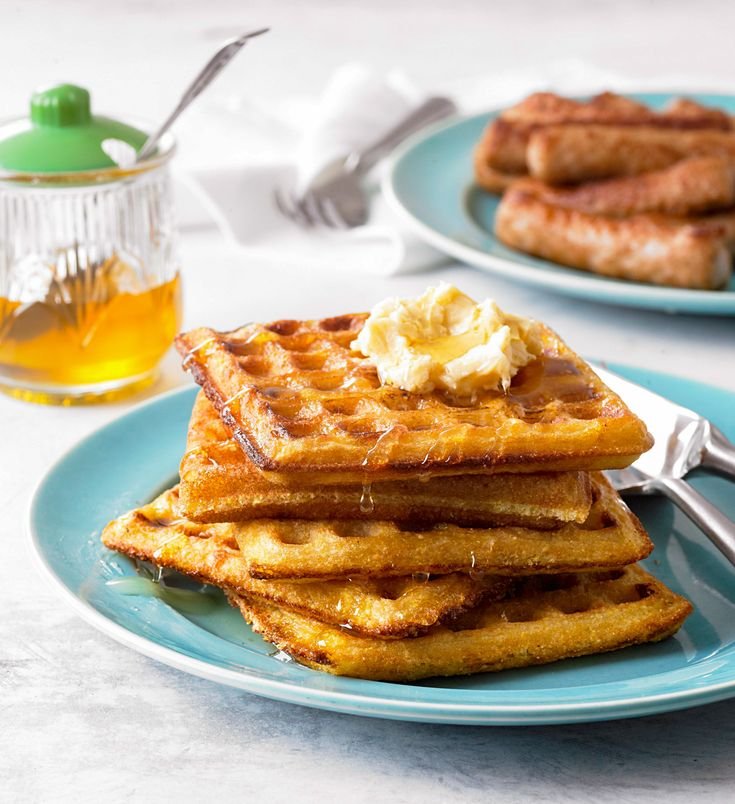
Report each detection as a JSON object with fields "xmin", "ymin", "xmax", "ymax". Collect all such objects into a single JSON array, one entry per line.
[
  {"xmin": 383, "ymin": 92, "xmax": 735, "ymax": 315},
  {"xmin": 29, "ymin": 367, "xmax": 735, "ymax": 725}
]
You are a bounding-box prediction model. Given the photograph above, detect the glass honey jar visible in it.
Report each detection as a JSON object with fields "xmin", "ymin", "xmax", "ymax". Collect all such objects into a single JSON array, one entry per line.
[{"xmin": 0, "ymin": 84, "xmax": 181, "ymax": 404}]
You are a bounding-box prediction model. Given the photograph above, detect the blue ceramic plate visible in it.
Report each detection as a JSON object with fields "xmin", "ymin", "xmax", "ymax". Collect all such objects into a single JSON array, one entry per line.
[
  {"xmin": 383, "ymin": 92, "xmax": 735, "ymax": 315},
  {"xmin": 29, "ymin": 368, "xmax": 735, "ymax": 725}
]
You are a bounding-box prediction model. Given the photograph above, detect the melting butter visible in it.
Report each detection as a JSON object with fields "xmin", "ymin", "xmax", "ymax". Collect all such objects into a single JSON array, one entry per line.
[{"xmin": 352, "ymin": 283, "xmax": 543, "ymax": 396}]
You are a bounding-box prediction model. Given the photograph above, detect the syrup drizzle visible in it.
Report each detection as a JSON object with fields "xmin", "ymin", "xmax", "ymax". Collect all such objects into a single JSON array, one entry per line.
[
  {"xmin": 182, "ymin": 336, "xmax": 217, "ymax": 369},
  {"xmin": 105, "ymin": 574, "xmax": 219, "ymax": 614},
  {"xmin": 152, "ymin": 532, "xmax": 185, "ymax": 560},
  {"xmin": 223, "ymin": 326, "xmax": 276, "ymax": 355},
  {"xmin": 223, "ymin": 388, "xmax": 249, "ymax": 409},
  {"xmin": 183, "ymin": 447, "xmax": 221, "ymax": 469},
  {"xmin": 361, "ymin": 425, "xmax": 402, "ymax": 469},
  {"xmin": 359, "ymin": 484, "xmax": 375, "ymax": 514},
  {"xmin": 359, "ymin": 425, "xmax": 405, "ymax": 515}
]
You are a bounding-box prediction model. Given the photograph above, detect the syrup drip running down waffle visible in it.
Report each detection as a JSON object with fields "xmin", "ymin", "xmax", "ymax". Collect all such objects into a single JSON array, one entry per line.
[
  {"xmin": 178, "ymin": 392, "xmax": 595, "ymax": 528},
  {"xmin": 96, "ymin": 301, "xmax": 692, "ymax": 683},
  {"xmin": 230, "ymin": 474, "xmax": 652, "ymax": 580}
]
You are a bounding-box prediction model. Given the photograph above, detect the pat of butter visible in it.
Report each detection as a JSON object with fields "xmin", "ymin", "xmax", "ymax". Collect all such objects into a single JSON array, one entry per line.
[{"xmin": 352, "ymin": 283, "xmax": 543, "ymax": 396}]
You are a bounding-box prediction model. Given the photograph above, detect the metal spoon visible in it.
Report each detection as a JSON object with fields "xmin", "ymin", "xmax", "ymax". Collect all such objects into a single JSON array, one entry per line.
[{"xmin": 103, "ymin": 28, "xmax": 269, "ymax": 167}]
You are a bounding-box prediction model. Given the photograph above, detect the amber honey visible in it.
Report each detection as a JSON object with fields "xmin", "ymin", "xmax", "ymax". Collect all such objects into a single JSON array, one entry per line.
[{"xmin": 0, "ymin": 270, "xmax": 181, "ymax": 404}]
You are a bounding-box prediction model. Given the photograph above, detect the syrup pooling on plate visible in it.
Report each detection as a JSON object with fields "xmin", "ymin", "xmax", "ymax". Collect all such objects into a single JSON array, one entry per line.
[{"xmin": 106, "ymin": 569, "xmax": 220, "ymax": 615}]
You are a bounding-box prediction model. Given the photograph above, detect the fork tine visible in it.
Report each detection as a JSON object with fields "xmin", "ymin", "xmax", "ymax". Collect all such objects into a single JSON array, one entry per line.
[
  {"xmin": 301, "ymin": 192, "xmax": 327, "ymax": 228},
  {"xmin": 274, "ymin": 188, "xmax": 312, "ymax": 228},
  {"xmin": 294, "ymin": 193, "xmax": 319, "ymax": 227},
  {"xmin": 274, "ymin": 186, "xmax": 352, "ymax": 230},
  {"xmin": 319, "ymin": 196, "xmax": 350, "ymax": 230},
  {"xmin": 273, "ymin": 187, "xmax": 293, "ymax": 218}
]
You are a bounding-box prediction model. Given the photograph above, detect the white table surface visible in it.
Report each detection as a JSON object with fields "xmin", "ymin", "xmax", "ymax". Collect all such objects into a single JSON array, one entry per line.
[{"xmin": 4, "ymin": 2, "xmax": 735, "ymax": 802}]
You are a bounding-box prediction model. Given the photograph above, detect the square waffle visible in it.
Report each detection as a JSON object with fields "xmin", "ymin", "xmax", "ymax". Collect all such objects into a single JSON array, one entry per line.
[
  {"xmin": 180, "ymin": 391, "xmax": 594, "ymax": 528},
  {"xmin": 232, "ymin": 474, "xmax": 653, "ymax": 580},
  {"xmin": 175, "ymin": 317, "xmax": 652, "ymax": 484},
  {"xmin": 101, "ymin": 486, "xmax": 510, "ymax": 638},
  {"xmin": 231, "ymin": 565, "xmax": 692, "ymax": 680}
]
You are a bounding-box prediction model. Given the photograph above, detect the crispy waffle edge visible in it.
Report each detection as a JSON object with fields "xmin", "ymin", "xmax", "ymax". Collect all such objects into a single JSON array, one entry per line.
[
  {"xmin": 228, "ymin": 566, "xmax": 693, "ymax": 681},
  {"xmin": 175, "ymin": 321, "xmax": 653, "ymax": 480}
]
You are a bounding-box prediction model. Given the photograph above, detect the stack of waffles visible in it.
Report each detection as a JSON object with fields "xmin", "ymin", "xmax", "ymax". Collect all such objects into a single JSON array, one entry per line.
[{"xmin": 102, "ymin": 312, "xmax": 692, "ymax": 681}]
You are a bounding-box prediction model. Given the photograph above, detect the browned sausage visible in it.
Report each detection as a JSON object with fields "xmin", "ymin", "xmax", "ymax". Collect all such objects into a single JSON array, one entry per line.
[
  {"xmin": 527, "ymin": 126, "xmax": 735, "ymax": 184},
  {"xmin": 478, "ymin": 93, "xmax": 731, "ymax": 175},
  {"xmin": 511, "ymin": 158, "xmax": 735, "ymax": 217},
  {"xmin": 494, "ymin": 186, "xmax": 732, "ymax": 289}
]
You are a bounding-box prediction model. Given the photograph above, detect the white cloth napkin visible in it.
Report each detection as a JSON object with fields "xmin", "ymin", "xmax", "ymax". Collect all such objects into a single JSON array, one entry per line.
[
  {"xmin": 176, "ymin": 59, "xmax": 735, "ymax": 277},
  {"xmin": 178, "ymin": 63, "xmax": 449, "ymax": 276}
]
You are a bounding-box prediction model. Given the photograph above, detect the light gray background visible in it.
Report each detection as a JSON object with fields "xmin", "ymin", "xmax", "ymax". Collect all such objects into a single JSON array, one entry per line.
[{"xmin": 3, "ymin": 1, "xmax": 735, "ymax": 802}]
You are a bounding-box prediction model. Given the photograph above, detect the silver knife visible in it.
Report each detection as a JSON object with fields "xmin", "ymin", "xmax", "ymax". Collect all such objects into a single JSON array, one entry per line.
[{"xmin": 595, "ymin": 364, "xmax": 735, "ymax": 566}]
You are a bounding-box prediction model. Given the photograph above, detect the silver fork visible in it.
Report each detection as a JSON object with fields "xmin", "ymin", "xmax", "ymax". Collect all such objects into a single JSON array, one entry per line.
[
  {"xmin": 596, "ymin": 365, "xmax": 735, "ymax": 566},
  {"xmin": 274, "ymin": 95, "xmax": 457, "ymax": 229}
]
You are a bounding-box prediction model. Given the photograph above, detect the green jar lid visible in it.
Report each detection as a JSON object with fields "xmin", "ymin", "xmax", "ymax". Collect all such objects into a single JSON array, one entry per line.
[{"xmin": 0, "ymin": 83, "xmax": 148, "ymax": 173}]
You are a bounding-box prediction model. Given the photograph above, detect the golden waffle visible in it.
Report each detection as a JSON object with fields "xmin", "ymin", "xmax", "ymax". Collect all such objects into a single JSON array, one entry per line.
[
  {"xmin": 180, "ymin": 392, "xmax": 593, "ymax": 527},
  {"xmin": 175, "ymin": 317, "xmax": 652, "ymax": 484},
  {"xmin": 233, "ymin": 474, "xmax": 653, "ymax": 580},
  {"xmin": 230, "ymin": 564, "xmax": 692, "ymax": 680},
  {"xmin": 101, "ymin": 487, "xmax": 510, "ymax": 638}
]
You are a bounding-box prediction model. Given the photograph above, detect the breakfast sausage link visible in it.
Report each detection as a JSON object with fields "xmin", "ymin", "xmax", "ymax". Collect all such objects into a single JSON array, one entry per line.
[
  {"xmin": 526, "ymin": 125, "xmax": 735, "ymax": 184},
  {"xmin": 494, "ymin": 187, "xmax": 732, "ymax": 290},
  {"xmin": 511, "ymin": 157, "xmax": 735, "ymax": 217}
]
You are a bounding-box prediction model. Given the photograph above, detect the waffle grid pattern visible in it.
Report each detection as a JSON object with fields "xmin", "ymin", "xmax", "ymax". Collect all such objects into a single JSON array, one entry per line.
[
  {"xmin": 233, "ymin": 474, "xmax": 653, "ymax": 580},
  {"xmin": 176, "ymin": 315, "xmax": 652, "ymax": 478},
  {"xmin": 232, "ymin": 563, "xmax": 692, "ymax": 680},
  {"xmin": 178, "ymin": 391, "xmax": 594, "ymax": 527},
  {"xmin": 101, "ymin": 487, "xmax": 510, "ymax": 638}
]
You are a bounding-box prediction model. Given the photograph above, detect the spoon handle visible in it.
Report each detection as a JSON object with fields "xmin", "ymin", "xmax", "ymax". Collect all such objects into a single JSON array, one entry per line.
[{"xmin": 137, "ymin": 28, "xmax": 269, "ymax": 161}]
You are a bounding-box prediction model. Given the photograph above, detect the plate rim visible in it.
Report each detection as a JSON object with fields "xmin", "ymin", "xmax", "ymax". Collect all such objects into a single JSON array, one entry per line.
[
  {"xmin": 382, "ymin": 91, "xmax": 735, "ymax": 316},
  {"xmin": 27, "ymin": 379, "xmax": 735, "ymax": 725}
]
